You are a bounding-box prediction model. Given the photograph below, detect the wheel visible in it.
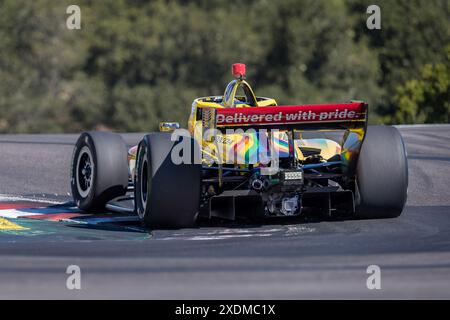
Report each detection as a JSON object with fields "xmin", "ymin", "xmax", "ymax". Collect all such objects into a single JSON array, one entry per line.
[
  {"xmin": 134, "ymin": 133, "xmax": 201, "ymax": 228},
  {"xmin": 355, "ymin": 125, "xmax": 408, "ymax": 218},
  {"xmin": 71, "ymin": 131, "xmax": 129, "ymax": 211}
]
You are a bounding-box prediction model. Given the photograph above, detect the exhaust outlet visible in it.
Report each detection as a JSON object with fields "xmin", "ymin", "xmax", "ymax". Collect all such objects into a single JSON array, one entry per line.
[{"xmin": 251, "ymin": 179, "xmax": 264, "ymax": 191}]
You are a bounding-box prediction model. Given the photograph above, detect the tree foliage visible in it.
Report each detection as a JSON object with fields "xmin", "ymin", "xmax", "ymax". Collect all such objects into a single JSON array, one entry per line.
[
  {"xmin": 394, "ymin": 46, "xmax": 450, "ymax": 124},
  {"xmin": 0, "ymin": 0, "xmax": 448, "ymax": 133}
]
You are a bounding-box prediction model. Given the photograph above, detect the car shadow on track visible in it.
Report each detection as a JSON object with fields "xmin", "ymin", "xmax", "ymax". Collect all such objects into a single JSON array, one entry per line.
[{"xmin": 54, "ymin": 200, "xmax": 360, "ymax": 234}]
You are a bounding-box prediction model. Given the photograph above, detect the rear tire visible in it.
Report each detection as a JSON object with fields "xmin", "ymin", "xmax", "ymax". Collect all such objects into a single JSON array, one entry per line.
[
  {"xmin": 134, "ymin": 133, "xmax": 201, "ymax": 228},
  {"xmin": 71, "ymin": 132, "xmax": 129, "ymax": 211},
  {"xmin": 355, "ymin": 125, "xmax": 408, "ymax": 218}
]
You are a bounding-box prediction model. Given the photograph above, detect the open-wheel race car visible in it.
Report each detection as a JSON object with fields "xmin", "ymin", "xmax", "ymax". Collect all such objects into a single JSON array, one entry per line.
[{"xmin": 70, "ymin": 63, "xmax": 408, "ymax": 228}]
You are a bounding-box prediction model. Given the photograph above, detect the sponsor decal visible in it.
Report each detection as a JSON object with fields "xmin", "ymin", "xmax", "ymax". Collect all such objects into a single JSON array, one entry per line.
[{"xmin": 216, "ymin": 103, "xmax": 365, "ymax": 126}]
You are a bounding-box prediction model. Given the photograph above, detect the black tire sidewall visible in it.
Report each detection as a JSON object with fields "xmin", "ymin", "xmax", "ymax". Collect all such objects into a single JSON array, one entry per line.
[
  {"xmin": 134, "ymin": 133, "xmax": 201, "ymax": 228},
  {"xmin": 71, "ymin": 132, "xmax": 129, "ymax": 212},
  {"xmin": 134, "ymin": 139, "xmax": 151, "ymax": 220},
  {"xmin": 71, "ymin": 133, "xmax": 98, "ymax": 210},
  {"xmin": 356, "ymin": 125, "xmax": 408, "ymax": 218}
]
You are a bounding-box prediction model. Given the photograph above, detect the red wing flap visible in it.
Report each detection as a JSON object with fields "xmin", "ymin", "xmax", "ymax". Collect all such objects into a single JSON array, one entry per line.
[{"xmin": 214, "ymin": 102, "xmax": 367, "ymax": 128}]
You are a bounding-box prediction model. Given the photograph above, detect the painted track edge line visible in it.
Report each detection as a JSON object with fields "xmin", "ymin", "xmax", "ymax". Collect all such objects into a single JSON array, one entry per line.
[{"xmin": 0, "ymin": 194, "xmax": 67, "ymax": 205}]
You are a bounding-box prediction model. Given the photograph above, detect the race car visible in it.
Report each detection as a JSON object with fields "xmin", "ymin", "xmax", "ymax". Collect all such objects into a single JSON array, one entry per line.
[{"xmin": 70, "ymin": 63, "xmax": 408, "ymax": 228}]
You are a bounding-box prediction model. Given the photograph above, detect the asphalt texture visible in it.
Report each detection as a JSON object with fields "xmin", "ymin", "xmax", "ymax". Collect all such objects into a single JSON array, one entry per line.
[{"xmin": 0, "ymin": 125, "xmax": 449, "ymax": 299}]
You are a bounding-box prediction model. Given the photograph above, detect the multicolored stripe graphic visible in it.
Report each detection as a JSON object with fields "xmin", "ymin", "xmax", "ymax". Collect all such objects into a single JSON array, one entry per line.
[
  {"xmin": 221, "ymin": 130, "xmax": 291, "ymax": 164},
  {"xmin": 271, "ymin": 131, "xmax": 290, "ymax": 158},
  {"xmin": 215, "ymin": 130, "xmax": 342, "ymax": 164}
]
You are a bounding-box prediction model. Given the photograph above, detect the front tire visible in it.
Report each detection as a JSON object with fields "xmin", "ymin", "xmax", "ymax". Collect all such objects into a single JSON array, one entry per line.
[
  {"xmin": 355, "ymin": 125, "xmax": 408, "ymax": 218},
  {"xmin": 71, "ymin": 132, "xmax": 129, "ymax": 211},
  {"xmin": 134, "ymin": 133, "xmax": 201, "ymax": 228}
]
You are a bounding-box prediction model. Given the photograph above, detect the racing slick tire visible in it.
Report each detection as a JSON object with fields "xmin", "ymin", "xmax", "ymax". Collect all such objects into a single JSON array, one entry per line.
[
  {"xmin": 71, "ymin": 131, "xmax": 129, "ymax": 211},
  {"xmin": 134, "ymin": 133, "xmax": 201, "ymax": 228},
  {"xmin": 355, "ymin": 125, "xmax": 408, "ymax": 219}
]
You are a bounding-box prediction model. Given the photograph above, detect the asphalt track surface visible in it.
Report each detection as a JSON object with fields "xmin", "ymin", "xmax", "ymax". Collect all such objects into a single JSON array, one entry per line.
[{"xmin": 0, "ymin": 125, "xmax": 449, "ymax": 299}]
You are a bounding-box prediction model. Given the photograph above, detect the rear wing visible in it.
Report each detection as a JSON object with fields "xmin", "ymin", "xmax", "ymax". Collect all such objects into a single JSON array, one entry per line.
[
  {"xmin": 202, "ymin": 102, "xmax": 367, "ymax": 131},
  {"xmin": 200, "ymin": 102, "xmax": 368, "ymax": 177}
]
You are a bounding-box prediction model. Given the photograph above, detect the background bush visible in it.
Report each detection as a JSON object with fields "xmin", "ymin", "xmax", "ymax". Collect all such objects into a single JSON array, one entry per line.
[{"xmin": 0, "ymin": 0, "xmax": 448, "ymax": 133}]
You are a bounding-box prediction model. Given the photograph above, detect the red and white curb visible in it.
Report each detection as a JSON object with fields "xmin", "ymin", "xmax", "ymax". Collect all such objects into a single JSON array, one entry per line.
[{"xmin": 0, "ymin": 194, "xmax": 138, "ymax": 225}]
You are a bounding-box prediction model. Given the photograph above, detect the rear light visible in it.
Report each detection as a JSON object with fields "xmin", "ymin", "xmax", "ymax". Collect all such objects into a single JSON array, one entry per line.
[{"xmin": 232, "ymin": 63, "xmax": 246, "ymax": 79}]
